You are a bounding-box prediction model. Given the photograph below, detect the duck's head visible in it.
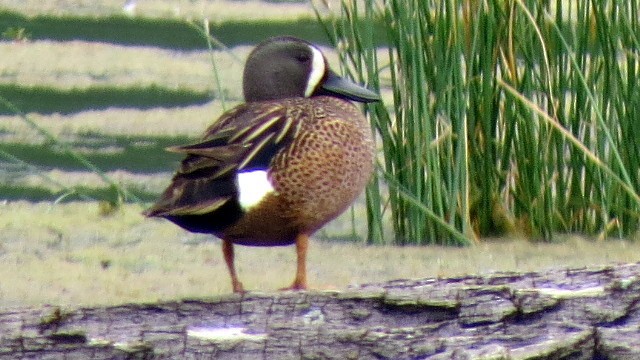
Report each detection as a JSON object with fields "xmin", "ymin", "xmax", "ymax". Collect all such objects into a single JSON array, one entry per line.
[{"xmin": 242, "ymin": 36, "xmax": 380, "ymax": 103}]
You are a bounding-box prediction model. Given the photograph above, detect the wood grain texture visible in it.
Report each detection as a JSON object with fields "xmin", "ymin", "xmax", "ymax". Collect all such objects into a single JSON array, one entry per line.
[{"xmin": 2, "ymin": 262, "xmax": 640, "ymax": 359}]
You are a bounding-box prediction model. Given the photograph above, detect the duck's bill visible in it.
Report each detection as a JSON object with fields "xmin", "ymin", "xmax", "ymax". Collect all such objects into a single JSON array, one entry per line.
[{"xmin": 318, "ymin": 71, "xmax": 380, "ymax": 103}]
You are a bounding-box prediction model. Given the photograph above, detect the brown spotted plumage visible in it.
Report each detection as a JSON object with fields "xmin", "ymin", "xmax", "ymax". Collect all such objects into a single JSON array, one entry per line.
[{"xmin": 144, "ymin": 36, "xmax": 379, "ymax": 293}]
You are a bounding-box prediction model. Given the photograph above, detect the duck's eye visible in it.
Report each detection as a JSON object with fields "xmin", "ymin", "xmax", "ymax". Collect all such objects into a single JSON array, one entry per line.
[{"xmin": 296, "ymin": 53, "xmax": 311, "ymax": 63}]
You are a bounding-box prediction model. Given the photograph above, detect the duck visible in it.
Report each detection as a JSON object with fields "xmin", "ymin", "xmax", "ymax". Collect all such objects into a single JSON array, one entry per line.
[{"xmin": 144, "ymin": 36, "xmax": 380, "ymax": 293}]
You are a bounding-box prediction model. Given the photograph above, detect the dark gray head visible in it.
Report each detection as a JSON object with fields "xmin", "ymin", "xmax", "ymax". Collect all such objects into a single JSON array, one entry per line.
[{"xmin": 242, "ymin": 36, "xmax": 380, "ymax": 103}]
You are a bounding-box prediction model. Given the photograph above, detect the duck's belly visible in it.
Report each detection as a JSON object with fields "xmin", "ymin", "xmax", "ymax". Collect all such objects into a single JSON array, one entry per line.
[{"xmin": 220, "ymin": 194, "xmax": 298, "ymax": 246}]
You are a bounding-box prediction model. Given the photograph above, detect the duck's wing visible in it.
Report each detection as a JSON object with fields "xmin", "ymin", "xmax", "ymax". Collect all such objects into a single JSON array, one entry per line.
[{"xmin": 144, "ymin": 101, "xmax": 302, "ymax": 218}]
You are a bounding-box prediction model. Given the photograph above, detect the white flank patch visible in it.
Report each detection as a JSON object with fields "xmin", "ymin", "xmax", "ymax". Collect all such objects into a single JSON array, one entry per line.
[
  {"xmin": 304, "ymin": 45, "xmax": 326, "ymax": 97},
  {"xmin": 237, "ymin": 170, "xmax": 275, "ymax": 210}
]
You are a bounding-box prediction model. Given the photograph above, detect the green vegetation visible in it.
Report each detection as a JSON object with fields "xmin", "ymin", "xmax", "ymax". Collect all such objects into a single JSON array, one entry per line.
[
  {"xmin": 0, "ymin": 84, "xmax": 210, "ymax": 115},
  {"xmin": 0, "ymin": 0, "xmax": 315, "ymax": 21},
  {"xmin": 0, "ymin": 9, "xmax": 342, "ymax": 49},
  {"xmin": 0, "ymin": 133, "xmax": 186, "ymax": 172},
  {"xmin": 1, "ymin": 26, "xmax": 29, "ymax": 41},
  {"xmin": 324, "ymin": 0, "xmax": 640, "ymax": 245},
  {"xmin": 0, "ymin": 132, "xmax": 186, "ymax": 204},
  {"xmin": 0, "ymin": 184, "xmax": 157, "ymax": 203}
]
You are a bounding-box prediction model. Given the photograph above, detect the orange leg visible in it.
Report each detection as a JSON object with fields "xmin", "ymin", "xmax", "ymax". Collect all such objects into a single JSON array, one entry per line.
[
  {"xmin": 281, "ymin": 233, "xmax": 309, "ymax": 291},
  {"xmin": 222, "ymin": 239, "xmax": 245, "ymax": 293}
]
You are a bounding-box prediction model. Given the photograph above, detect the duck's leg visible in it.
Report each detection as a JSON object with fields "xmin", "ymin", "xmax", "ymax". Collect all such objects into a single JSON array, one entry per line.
[
  {"xmin": 222, "ymin": 239, "xmax": 245, "ymax": 293},
  {"xmin": 282, "ymin": 233, "xmax": 309, "ymax": 291}
]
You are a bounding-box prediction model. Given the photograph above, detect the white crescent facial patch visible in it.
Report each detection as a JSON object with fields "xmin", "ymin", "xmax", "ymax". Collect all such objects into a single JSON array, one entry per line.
[
  {"xmin": 304, "ymin": 45, "xmax": 326, "ymax": 97},
  {"xmin": 237, "ymin": 170, "xmax": 275, "ymax": 210}
]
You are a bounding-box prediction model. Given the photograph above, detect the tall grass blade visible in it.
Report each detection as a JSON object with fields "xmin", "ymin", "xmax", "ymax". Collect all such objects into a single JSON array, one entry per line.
[{"xmin": 317, "ymin": 0, "xmax": 640, "ymax": 244}]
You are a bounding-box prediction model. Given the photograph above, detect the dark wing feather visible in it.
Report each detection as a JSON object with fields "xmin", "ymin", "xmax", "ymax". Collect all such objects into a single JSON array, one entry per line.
[{"xmin": 144, "ymin": 101, "xmax": 300, "ymax": 220}]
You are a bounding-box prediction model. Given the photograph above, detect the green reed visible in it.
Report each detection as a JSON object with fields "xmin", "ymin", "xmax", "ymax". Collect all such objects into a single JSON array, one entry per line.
[{"xmin": 321, "ymin": 0, "xmax": 640, "ymax": 244}]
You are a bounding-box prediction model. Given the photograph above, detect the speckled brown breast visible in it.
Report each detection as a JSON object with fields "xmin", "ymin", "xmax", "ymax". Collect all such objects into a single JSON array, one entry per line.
[{"xmin": 222, "ymin": 96, "xmax": 374, "ymax": 246}]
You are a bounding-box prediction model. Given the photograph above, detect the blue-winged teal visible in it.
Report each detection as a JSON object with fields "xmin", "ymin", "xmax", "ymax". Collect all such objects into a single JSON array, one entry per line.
[{"xmin": 145, "ymin": 36, "xmax": 379, "ymax": 293}]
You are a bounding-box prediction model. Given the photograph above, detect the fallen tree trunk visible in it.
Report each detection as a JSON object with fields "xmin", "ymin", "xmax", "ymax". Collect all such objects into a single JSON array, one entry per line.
[{"xmin": 2, "ymin": 262, "xmax": 640, "ymax": 359}]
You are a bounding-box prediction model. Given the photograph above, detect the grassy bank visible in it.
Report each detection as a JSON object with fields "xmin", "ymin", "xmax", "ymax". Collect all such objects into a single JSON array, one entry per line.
[
  {"xmin": 0, "ymin": 0, "xmax": 315, "ymax": 20},
  {"xmin": 0, "ymin": 9, "xmax": 338, "ymax": 49},
  {"xmin": 1, "ymin": 201, "xmax": 638, "ymax": 307}
]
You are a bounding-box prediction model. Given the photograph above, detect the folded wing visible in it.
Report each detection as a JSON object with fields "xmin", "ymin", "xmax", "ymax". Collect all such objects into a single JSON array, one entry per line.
[{"xmin": 144, "ymin": 102, "xmax": 301, "ymax": 219}]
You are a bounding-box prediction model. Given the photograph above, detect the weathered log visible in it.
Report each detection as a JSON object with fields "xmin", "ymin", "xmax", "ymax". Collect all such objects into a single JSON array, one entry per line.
[{"xmin": 2, "ymin": 262, "xmax": 640, "ymax": 359}]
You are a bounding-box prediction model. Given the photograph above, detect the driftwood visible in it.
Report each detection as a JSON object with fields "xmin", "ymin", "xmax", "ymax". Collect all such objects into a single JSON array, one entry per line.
[{"xmin": 2, "ymin": 262, "xmax": 640, "ymax": 359}]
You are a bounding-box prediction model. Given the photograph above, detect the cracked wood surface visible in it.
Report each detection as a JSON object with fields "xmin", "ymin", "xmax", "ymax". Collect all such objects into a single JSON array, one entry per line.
[{"xmin": 2, "ymin": 262, "xmax": 640, "ymax": 359}]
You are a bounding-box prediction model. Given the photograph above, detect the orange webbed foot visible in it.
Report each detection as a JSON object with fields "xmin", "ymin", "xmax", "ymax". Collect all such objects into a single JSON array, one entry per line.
[
  {"xmin": 232, "ymin": 280, "xmax": 246, "ymax": 294},
  {"xmin": 279, "ymin": 280, "xmax": 307, "ymax": 292}
]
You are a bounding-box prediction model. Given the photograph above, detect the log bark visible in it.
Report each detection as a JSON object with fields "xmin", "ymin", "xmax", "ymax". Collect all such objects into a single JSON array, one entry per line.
[{"xmin": 2, "ymin": 262, "xmax": 640, "ymax": 359}]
